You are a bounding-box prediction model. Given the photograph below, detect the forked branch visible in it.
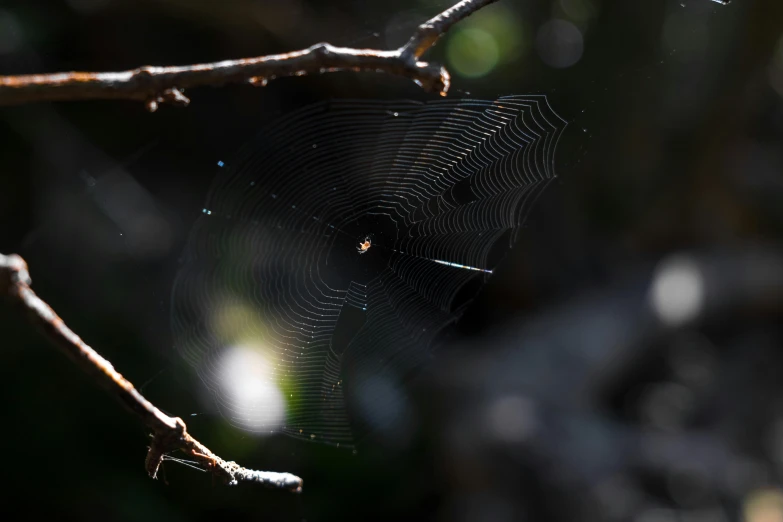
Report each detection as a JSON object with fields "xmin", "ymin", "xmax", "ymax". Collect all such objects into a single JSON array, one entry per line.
[
  {"xmin": 0, "ymin": 253, "xmax": 302, "ymax": 491},
  {"xmin": 0, "ymin": 0, "xmax": 498, "ymax": 111}
]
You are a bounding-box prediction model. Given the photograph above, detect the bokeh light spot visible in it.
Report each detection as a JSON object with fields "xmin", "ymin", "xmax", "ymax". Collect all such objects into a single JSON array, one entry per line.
[
  {"xmin": 743, "ymin": 488, "xmax": 783, "ymax": 522},
  {"xmin": 486, "ymin": 395, "xmax": 537, "ymax": 443},
  {"xmin": 649, "ymin": 256, "xmax": 704, "ymax": 326},
  {"xmin": 447, "ymin": 28, "xmax": 500, "ymax": 78},
  {"xmin": 536, "ymin": 19, "xmax": 584, "ymax": 69},
  {"xmin": 217, "ymin": 343, "xmax": 286, "ymax": 433},
  {"xmin": 445, "ymin": 4, "xmax": 528, "ymax": 79},
  {"xmin": 354, "ymin": 372, "xmax": 414, "ymax": 447}
]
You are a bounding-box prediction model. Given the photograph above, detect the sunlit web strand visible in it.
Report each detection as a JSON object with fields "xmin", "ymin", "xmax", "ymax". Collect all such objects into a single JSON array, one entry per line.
[
  {"xmin": 171, "ymin": 96, "xmax": 566, "ymax": 448},
  {"xmin": 431, "ymin": 259, "xmax": 493, "ymax": 273}
]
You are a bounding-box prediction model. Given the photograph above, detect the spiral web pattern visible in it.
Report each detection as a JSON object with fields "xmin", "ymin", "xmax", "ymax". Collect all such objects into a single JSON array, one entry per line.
[{"xmin": 171, "ymin": 96, "xmax": 566, "ymax": 447}]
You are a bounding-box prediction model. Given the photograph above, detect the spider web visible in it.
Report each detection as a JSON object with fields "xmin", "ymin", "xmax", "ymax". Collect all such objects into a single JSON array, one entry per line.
[{"xmin": 171, "ymin": 96, "xmax": 566, "ymax": 448}]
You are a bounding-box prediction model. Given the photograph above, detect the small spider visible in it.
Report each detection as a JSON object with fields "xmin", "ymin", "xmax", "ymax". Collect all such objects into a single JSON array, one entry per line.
[{"xmin": 357, "ymin": 236, "xmax": 372, "ymax": 254}]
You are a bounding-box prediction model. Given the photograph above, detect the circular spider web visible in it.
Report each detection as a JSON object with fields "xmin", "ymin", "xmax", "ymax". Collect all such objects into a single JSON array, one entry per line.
[{"xmin": 171, "ymin": 96, "xmax": 566, "ymax": 448}]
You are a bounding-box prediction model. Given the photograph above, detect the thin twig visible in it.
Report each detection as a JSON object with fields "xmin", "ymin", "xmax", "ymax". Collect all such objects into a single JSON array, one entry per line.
[
  {"xmin": 0, "ymin": 0, "xmax": 498, "ymax": 111},
  {"xmin": 0, "ymin": 253, "xmax": 302, "ymax": 492}
]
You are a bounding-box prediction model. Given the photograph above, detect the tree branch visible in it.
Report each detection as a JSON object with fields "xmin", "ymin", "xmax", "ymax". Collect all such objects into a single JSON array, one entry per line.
[
  {"xmin": 0, "ymin": 0, "xmax": 498, "ymax": 111},
  {"xmin": 0, "ymin": 253, "xmax": 302, "ymax": 492}
]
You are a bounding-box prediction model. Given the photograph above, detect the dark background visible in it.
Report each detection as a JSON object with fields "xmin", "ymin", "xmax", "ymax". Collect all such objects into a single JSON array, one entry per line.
[{"xmin": 2, "ymin": 0, "xmax": 783, "ymax": 520}]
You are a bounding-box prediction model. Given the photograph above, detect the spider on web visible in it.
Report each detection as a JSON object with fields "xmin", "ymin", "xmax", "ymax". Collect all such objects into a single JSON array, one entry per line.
[
  {"xmin": 172, "ymin": 96, "xmax": 567, "ymax": 449},
  {"xmin": 357, "ymin": 236, "xmax": 372, "ymax": 254}
]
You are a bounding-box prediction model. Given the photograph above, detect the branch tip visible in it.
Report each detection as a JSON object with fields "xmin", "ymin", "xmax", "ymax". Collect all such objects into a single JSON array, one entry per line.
[
  {"xmin": 0, "ymin": 254, "xmax": 30, "ymax": 294},
  {"xmin": 0, "ymin": 252, "xmax": 303, "ymax": 491},
  {"xmin": 0, "ymin": 0, "xmax": 496, "ymax": 108}
]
